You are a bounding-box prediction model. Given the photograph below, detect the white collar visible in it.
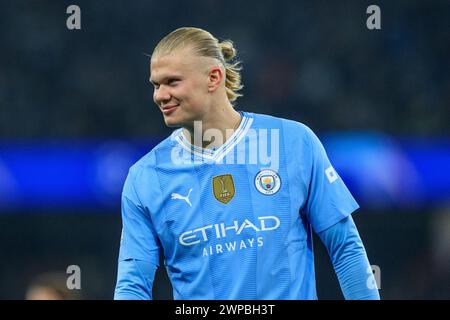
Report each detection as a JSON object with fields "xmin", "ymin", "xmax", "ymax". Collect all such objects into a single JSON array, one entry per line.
[{"xmin": 173, "ymin": 112, "xmax": 253, "ymax": 162}]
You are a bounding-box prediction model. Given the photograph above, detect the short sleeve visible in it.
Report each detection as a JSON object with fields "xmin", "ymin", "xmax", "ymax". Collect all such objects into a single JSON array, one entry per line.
[
  {"xmin": 302, "ymin": 126, "xmax": 359, "ymax": 233},
  {"xmin": 118, "ymin": 166, "xmax": 161, "ymax": 265}
]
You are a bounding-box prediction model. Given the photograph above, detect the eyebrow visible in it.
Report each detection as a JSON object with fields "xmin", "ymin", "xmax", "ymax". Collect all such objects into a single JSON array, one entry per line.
[{"xmin": 149, "ymin": 75, "xmax": 182, "ymax": 85}]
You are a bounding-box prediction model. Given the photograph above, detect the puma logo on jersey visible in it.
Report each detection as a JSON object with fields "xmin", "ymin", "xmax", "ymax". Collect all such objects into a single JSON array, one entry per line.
[{"xmin": 171, "ymin": 188, "xmax": 193, "ymax": 207}]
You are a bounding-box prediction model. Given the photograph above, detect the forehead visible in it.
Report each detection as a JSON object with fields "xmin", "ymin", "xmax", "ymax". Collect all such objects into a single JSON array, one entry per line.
[
  {"xmin": 150, "ymin": 49, "xmax": 215, "ymax": 82},
  {"xmin": 151, "ymin": 50, "xmax": 194, "ymax": 78}
]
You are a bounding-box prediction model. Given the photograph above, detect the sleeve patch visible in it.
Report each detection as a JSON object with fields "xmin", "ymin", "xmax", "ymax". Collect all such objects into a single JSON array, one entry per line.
[{"xmin": 325, "ymin": 166, "xmax": 338, "ymax": 184}]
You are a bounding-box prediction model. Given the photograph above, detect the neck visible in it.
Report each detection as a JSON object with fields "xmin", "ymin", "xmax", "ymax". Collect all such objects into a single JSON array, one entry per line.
[{"xmin": 183, "ymin": 101, "xmax": 242, "ymax": 150}]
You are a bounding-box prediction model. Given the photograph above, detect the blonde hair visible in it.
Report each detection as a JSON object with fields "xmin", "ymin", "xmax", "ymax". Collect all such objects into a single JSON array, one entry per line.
[{"xmin": 152, "ymin": 27, "xmax": 243, "ymax": 103}]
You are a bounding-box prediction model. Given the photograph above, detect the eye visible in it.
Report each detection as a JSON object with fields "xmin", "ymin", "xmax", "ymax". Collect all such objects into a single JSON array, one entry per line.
[{"xmin": 168, "ymin": 79, "xmax": 180, "ymax": 86}]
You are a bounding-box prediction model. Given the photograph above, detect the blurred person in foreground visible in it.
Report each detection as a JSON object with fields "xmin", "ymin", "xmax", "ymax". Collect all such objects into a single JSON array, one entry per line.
[
  {"xmin": 25, "ymin": 272, "xmax": 81, "ymax": 300},
  {"xmin": 114, "ymin": 27, "xmax": 380, "ymax": 300}
]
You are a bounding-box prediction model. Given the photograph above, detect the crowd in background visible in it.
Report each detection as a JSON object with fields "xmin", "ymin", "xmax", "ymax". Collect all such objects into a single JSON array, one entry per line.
[{"xmin": 0, "ymin": 1, "xmax": 449, "ymax": 138}]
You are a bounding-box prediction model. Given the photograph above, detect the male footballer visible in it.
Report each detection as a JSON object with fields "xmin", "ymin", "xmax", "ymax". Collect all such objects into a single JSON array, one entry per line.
[{"xmin": 114, "ymin": 27, "xmax": 380, "ymax": 300}]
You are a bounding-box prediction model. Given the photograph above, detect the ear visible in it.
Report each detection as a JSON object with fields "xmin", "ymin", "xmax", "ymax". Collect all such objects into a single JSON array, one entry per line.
[{"xmin": 207, "ymin": 66, "xmax": 224, "ymax": 92}]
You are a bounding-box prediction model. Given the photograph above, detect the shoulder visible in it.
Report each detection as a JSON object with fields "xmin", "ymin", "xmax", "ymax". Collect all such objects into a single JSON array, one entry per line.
[
  {"xmin": 125, "ymin": 130, "xmax": 181, "ymax": 193},
  {"xmin": 130, "ymin": 131, "xmax": 179, "ymax": 173}
]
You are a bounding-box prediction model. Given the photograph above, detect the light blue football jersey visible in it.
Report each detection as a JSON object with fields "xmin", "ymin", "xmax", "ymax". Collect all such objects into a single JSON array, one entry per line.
[{"xmin": 117, "ymin": 112, "xmax": 359, "ymax": 299}]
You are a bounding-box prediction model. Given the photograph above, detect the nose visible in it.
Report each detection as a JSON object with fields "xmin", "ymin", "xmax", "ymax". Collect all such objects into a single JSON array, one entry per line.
[{"xmin": 154, "ymin": 85, "xmax": 171, "ymax": 105}]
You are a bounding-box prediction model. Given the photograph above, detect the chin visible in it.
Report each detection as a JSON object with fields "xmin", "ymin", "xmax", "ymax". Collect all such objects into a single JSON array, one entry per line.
[{"xmin": 163, "ymin": 116, "xmax": 183, "ymax": 128}]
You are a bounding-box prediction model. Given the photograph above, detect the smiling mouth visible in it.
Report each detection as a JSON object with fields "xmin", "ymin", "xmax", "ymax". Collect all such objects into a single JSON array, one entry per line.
[{"xmin": 162, "ymin": 104, "xmax": 178, "ymax": 115}]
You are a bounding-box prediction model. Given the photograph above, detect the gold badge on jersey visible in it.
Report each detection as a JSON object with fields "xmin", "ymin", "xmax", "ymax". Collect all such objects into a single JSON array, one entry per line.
[{"xmin": 213, "ymin": 174, "xmax": 235, "ymax": 204}]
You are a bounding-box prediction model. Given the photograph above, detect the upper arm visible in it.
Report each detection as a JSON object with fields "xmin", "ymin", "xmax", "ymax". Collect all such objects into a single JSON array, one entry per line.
[
  {"xmin": 301, "ymin": 126, "xmax": 360, "ymax": 233},
  {"xmin": 115, "ymin": 167, "xmax": 162, "ymax": 299},
  {"xmin": 119, "ymin": 191, "xmax": 161, "ymax": 264}
]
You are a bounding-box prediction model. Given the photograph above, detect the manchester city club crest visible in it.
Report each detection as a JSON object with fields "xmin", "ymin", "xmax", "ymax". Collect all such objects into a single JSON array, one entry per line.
[
  {"xmin": 255, "ymin": 169, "xmax": 281, "ymax": 195},
  {"xmin": 213, "ymin": 174, "xmax": 235, "ymax": 204}
]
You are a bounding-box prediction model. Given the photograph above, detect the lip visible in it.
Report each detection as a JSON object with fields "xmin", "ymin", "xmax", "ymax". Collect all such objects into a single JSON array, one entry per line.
[{"xmin": 162, "ymin": 104, "xmax": 178, "ymax": 115}]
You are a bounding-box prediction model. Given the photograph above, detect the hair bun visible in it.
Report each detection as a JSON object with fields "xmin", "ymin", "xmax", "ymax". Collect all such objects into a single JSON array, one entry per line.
[{"xmin": 219, "ymin": 40, "xmax": 236, "ymax": 62}]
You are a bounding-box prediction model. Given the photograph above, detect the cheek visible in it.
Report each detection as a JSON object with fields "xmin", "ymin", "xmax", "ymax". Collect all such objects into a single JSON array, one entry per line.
[
  {"xmin": 176, "ymin": 80, "xmax": 207, "ymax": 105},
  {"xmin": 173, "ymin": 85, "xmax": 192, "ymax": 103}
]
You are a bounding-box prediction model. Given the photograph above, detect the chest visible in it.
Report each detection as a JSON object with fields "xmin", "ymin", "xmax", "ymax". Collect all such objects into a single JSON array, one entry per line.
[{"xmin": 151, "ymin": 164, "xmax": 306, "ymax": 244}]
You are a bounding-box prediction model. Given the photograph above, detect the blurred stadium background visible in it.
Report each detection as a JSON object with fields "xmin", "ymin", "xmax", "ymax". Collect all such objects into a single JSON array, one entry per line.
[{"xmin": 0, "ymin": 0, "xmax": 449, "ymax": 299}]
